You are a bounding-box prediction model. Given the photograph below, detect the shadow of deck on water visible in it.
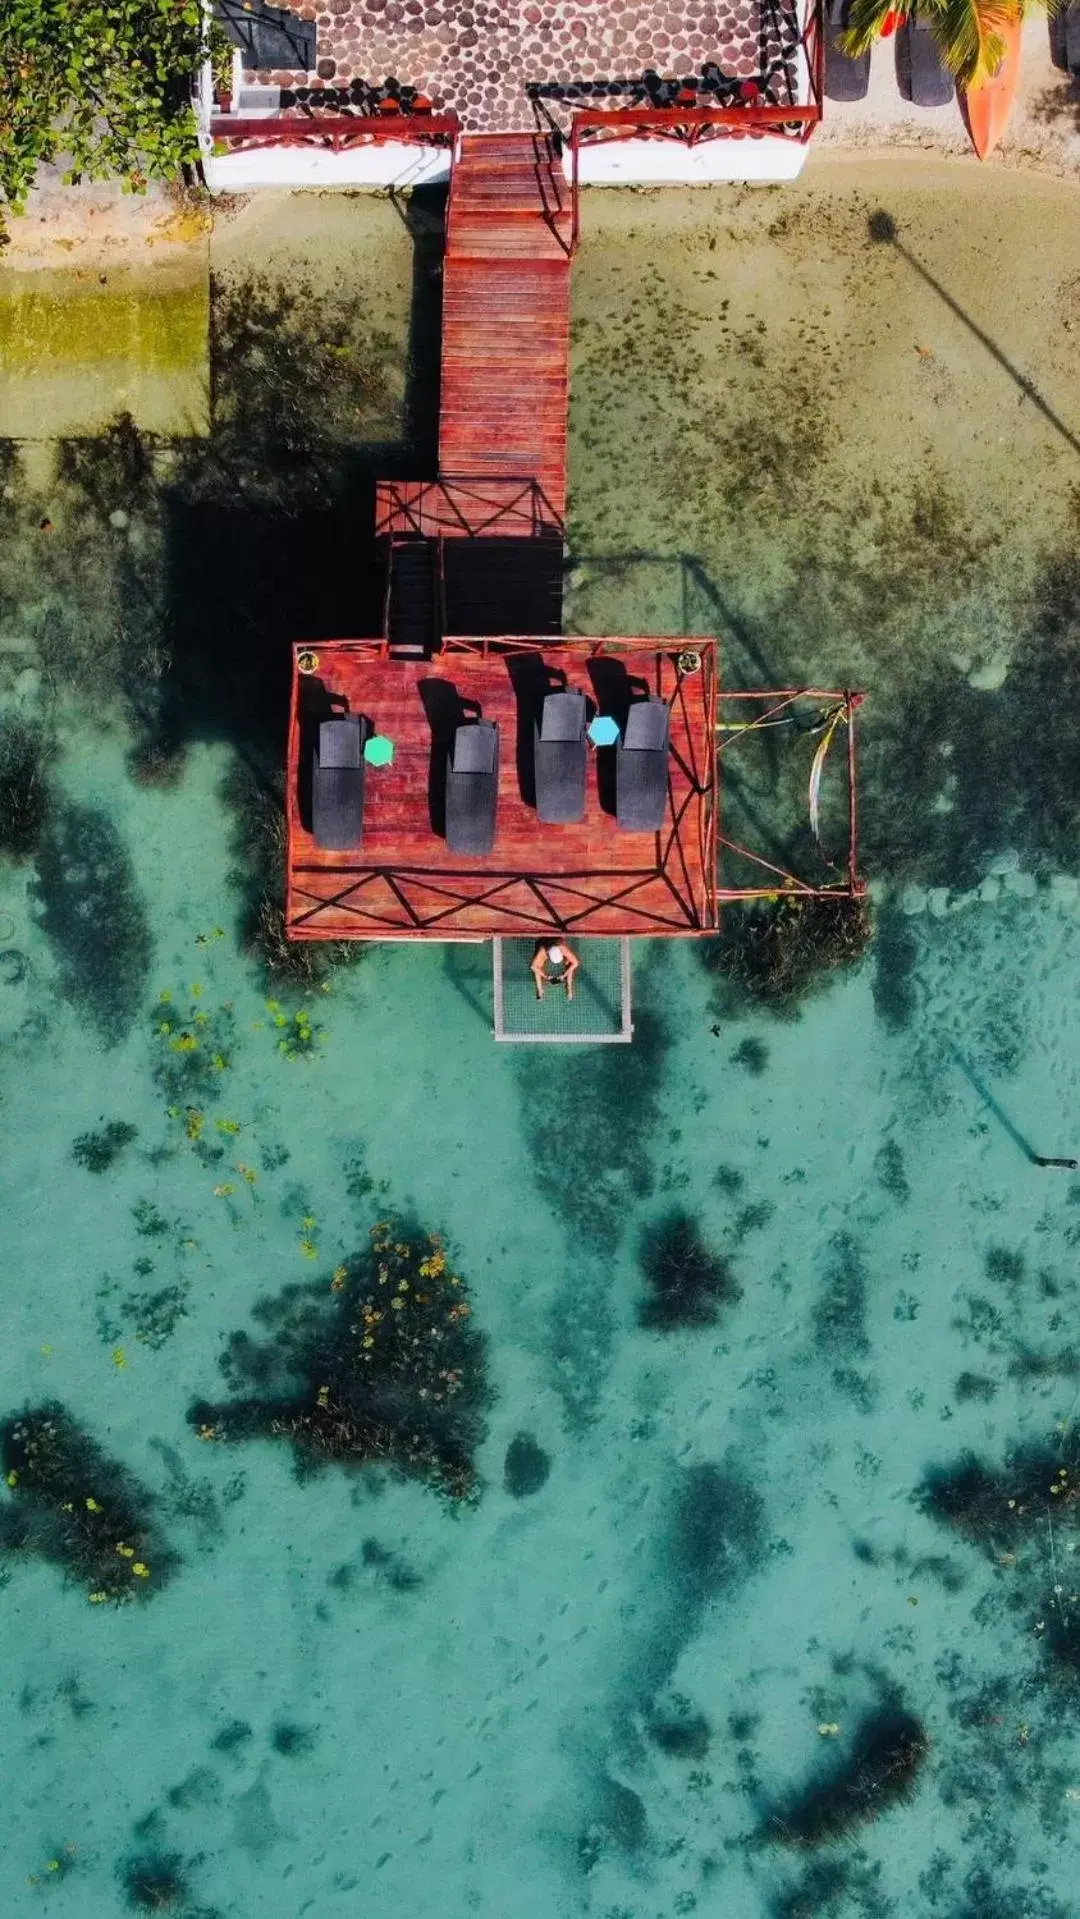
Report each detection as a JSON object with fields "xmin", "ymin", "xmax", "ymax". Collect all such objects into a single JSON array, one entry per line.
[
  {"xmin": 41, "ymin": 186, "xmax": 449, "ymax": 771},
  {"xmin": 162, "ymin": 184, "xmax": 448, "ymax": 766},
  {"xmin": 0, "ymin": 189, "xmax": 449, "ymax": 965}
]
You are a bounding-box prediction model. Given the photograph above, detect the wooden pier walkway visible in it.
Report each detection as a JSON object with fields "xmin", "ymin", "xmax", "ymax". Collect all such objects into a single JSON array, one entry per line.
[{"xmin": 438, "ymin": 132, "xmax": 573, "ymax": 524}]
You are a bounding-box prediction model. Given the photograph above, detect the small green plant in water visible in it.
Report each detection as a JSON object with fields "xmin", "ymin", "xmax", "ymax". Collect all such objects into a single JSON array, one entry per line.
[
  {"xmin": 190, "ymin": 1218, "xmax": 489, "ymax": 1499},
  {"xmin": 152, "ymin": 987, "xmax": 235, "ymax": 1111},
  {"xmin": 128, "ymin": 1285, "xmax": 190, "ymax": 1351},
  {"xmin": 119, "ymin": 1849, "xmax": 189, "ymax": 1911},
  {"xmin": 94, "ymin": 1272, "xmax": 189, "ymax": 1350},
  {"xmin": 132, "ymin": 1199, "xmax": 170, "ymax": 1239},
  {"xmin": 638, "ymin": 1211, "xmax": 741, "ymax": 1331},
  {"xmin": 0, "ymin": 1403, "xmax": 174, "ymax": 1602},
  {"xmin": 763, "ymin": 1709, "xmax": 929, "ymax": 1847},
  {"xmin": 26, "ymin": 1843, "xmax": 78, "ymax": 1888},
  {"xmin": 730, "ymin": 1036, "xmax": 769, "ymax": 1076},
  {"xmin": 71, "ymin": 1120, "xmax": 137, "ymax": 1173},
  {"xmin": 0, "ymin": 716, "xmax": 51, "ymax": 861},
  {"xmin": 267, "ymin": 1000, "xmax": 322, "ymax": 1061}
]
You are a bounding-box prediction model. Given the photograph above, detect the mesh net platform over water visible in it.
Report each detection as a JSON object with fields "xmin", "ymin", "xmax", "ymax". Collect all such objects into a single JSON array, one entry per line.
[{"xmin": 493, "ymin": 937, "xmax": 632, "ymax": 1042}]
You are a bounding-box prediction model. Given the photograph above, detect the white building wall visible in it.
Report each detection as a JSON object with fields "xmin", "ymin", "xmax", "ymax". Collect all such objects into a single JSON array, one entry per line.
[
  {"xmin": 568, "ymin": 134, "xmax": 808, "ymax": 185},
  {"xmin": 204, "ymin": 129, "xmax": 807, "ymax": 191},
  {"xmin": 203, "ymin": 139, "xmax": 453, "ymax": 192}
]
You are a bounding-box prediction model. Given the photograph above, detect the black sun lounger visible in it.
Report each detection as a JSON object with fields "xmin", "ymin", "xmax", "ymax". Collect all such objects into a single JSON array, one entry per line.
[
  {"xmin": 616, "ymin": 698, "xmax": 670, "ymax": 833},
  {"xmin": 825, "ymin": 0, "xmax": 871, "ymax": 100},
  {"xmin": 312, "ymin": 715, "xmax": 366, "ymax": 851},
  {"xmin": 897, "ymin": 17, "xmax": 954, "ymax": 105},
  {"xmin": 446, "ymin": 719, "xmax": 499, "ymax": 856},
  {"xmin": 534, "ymin": 689, "xmax": 587, "ymax": 825}
]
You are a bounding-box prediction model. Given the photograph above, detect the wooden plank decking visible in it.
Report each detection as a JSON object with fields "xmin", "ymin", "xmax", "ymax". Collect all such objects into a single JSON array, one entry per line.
[
  {"xmin": 438, "ymin": 133, "xmax": 572, "ymax": 523},
  {"xmin": 286, "ymin": 639, "xmax": 717, "ymax": 940}
]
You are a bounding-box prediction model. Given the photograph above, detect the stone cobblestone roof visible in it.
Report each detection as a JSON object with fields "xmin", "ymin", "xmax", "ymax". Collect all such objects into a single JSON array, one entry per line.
[{"xmin": 243, "ymin": 0, "xmax": 804, "ymax": 133}]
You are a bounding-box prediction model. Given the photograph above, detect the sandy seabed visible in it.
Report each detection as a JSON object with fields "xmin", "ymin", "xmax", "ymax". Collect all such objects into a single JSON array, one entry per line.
[{"xmin": 0, "ymin": 159, "xmax": 1079, "ymax": 1918}]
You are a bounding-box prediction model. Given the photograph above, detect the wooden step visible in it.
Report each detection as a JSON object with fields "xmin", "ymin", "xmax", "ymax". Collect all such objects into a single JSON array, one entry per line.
[
  {"xmin": 386, "ymin": 537, "xmax": 440, "ymax": 658},
  {"xmin": 442, "ymin": 268, "xmax": 568, "ymax": 316},
  {"xmin": 456, "ymin": 133, "xmax": 554, "ymax": 157},
  {"xmin": 441, "ymin": 293, "xmax": 566, "ymax": 328},
  {"xmin": 451, "ymin": 185, "xmax": 570, "ymax": 220},
  {"xmin": 451, "ymin": 166, "xmax": 568, "ymax": 201},
  {"xmin": 448, "ymin": 219, "xmax": 570, "ymax": 261}
]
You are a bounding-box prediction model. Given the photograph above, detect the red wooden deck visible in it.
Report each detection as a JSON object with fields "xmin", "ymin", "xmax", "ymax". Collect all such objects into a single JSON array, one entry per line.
[
  {"xmin": 438, "ymin": 134, "xmax": 572, "ymax": 523},
  {"xmin": 286, "ymin": 639, "xmax": 717, "ymax": 940}
]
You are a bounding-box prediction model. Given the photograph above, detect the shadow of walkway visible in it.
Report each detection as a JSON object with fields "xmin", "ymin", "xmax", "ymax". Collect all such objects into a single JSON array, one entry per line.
[{"xmin": 159, "ymin": 185, "xmax": 448, "ymax": 770}]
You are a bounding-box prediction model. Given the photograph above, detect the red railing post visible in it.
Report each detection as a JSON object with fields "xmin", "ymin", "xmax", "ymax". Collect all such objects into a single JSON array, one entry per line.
[
  {"xmin": 570, "ymin": 118, "xmax": 580, "ymax": 255},
  {"xmin": 845, "ymin": 690, "xmax": 864, "ymax": 893},
  {"xmin": 800, "ymin": 0, "xmax": 825, "ymax": 138}
]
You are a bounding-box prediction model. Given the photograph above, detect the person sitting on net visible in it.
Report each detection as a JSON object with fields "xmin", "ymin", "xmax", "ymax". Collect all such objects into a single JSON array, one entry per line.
[{"xmin": 530, "ymin": 939, "xmax": 580, "ymax": 1002}]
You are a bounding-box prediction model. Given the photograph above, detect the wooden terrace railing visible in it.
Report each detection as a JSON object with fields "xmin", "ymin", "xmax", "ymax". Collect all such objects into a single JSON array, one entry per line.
[
  {"xmin": 207, "ymin": 110, "xmax": 461, "ymax": 155},
  {"xmin": 375, "ymin": 478, "xmax": 564, "ymax": 542},
  {"xmin": 567, "ymin": 0, "xmax": 824, "ymax": 248}
]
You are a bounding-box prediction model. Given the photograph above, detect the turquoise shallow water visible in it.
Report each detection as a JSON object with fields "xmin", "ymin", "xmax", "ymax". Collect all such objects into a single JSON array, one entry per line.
[{"xmin": 3, "ymin": 167, "xmax": 1080, "ymax": 1918}]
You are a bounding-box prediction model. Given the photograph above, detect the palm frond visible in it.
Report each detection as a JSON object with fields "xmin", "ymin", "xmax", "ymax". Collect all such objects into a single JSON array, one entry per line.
[
  {"xmin": 838, "ymin": 0, "xmax": 900, "ymax": 58},
  {"xmin": 840, "ymin": 0, "xmax": 1027, "ymax": 87},
  {"xmin": 930, "ymin": 0, "xmax": 1018, "ymax": 85}
]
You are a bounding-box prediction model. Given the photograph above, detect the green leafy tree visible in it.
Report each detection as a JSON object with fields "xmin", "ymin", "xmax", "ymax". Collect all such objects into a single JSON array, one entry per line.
[{"xmin": 0, "ymin": 0, "xmax": 202, "ymax": 216}]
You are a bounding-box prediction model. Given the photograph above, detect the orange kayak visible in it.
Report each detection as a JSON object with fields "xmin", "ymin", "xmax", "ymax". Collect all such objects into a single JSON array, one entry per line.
[{"xmin": 960, "ymin": 19, "xmax": 1023, "ymax": 160}]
